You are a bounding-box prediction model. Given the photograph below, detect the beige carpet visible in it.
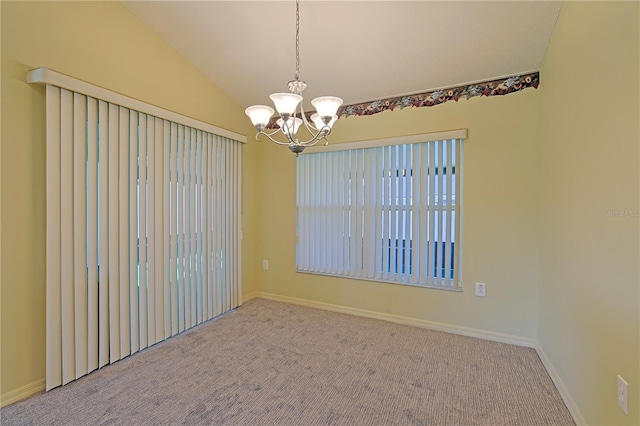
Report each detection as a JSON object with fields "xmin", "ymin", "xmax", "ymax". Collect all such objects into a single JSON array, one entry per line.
[{"xmin": 1, "ymin": 298, "xmax": 574, "ymax": 425}]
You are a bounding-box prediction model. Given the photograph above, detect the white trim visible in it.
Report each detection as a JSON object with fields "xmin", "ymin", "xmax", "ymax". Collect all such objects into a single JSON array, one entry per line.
[
  {"xmin": 303, "ymin": 129, "xmax": 467, "ymax": 154},
  {"xmin": 26, "ymin": 67, "xmax": 247, "ymax": 143},
  {"xmin": 242, "ymin": 291, "xmax": 258, "ymax": 303},
  {"xmin": 0, "ymin": 379, "xmax": 45, "ymax": 408},
  {"xmin": 295, "ymin": 270, "xmax": 463, "ymax": 292},
  {"xmin": 535, "ymin": 343, "xmax": 586, "ymax": 425},
  {"xmin": 255, "ymin": 292, "xmax": 535, "ymax": 348}
]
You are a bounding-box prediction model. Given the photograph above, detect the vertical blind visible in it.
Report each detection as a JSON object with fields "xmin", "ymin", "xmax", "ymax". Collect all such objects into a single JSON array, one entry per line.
[
  {"xmin": 296, "ymin": 138, "xmax": 463, "ymax": 290},
  {"xmin": 44, "ymin": 84, "xmax": 243, "ymax": 390}
]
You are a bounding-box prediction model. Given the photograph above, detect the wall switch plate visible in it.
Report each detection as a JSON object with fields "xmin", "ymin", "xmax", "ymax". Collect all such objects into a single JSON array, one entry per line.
[
  {"xmin": 262, "ymin": 260, "xmax": 269, "ymax": 270},
  {"xmin": 475, "ymin": 282, "xmax": 486, "ymax": 297},
  {"xmin": 617, "ymin": 375, "xmax": 628, "ymax": 415}
]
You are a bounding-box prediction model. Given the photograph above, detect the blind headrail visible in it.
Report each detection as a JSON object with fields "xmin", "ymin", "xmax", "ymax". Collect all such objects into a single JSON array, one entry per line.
[
  {"xmin": 303, "ymin": 129, "xmax": 467, "ymax": 154},
  {"xmin": 27, "ymin": 67, "xmax": 247, "ymax": 143}
]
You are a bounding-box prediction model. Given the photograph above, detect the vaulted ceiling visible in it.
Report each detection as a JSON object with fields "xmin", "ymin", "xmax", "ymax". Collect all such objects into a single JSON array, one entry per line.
[{"xmin": 122, "ymin": 1, "xmax": 563, "ymax": 109}]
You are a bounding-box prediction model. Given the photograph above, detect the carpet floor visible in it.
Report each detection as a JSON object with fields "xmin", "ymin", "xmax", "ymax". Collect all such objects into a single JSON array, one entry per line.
[{"xmin": 1, "ymin": 298, "xmax": 574, "ymax": 425}]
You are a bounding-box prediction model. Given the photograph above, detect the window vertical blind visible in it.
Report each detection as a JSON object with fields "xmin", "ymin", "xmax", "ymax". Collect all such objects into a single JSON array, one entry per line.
[
  {"xmin": 296, "ymin": 137, "xmax": 463, "ymax": 290},
  {"xmin": 42, "ymin": 78, "xmax": 243, "ymax": 390}
]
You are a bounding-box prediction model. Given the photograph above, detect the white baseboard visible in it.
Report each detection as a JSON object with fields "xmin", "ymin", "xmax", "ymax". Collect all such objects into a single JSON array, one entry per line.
[
  {"xmin": 242, "ymin": 291, "xmax": 258, "ymax": 303},
  {"xmin": 535, "ymin": 343, "xmax": 585, "ymax": 425},
  {"xmin": 255, "ymin": 292, "xmax": 584, "ymax": 424},
  {"xmin": 0, "ymin": 378, "xmax": 45, "ymax": 408},
  {"xmin": 1, "ymin": 294, "xmax": 582, "ymax": 426},
  {"xmin": 256, "ymin": 291, "xmax": 536, "ymax": 348}
]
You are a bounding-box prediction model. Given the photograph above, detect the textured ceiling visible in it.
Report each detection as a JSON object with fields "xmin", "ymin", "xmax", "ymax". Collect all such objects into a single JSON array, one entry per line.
[{"xmin": 122, "ymin": 1, "xmax": 562, "ymax": 109}]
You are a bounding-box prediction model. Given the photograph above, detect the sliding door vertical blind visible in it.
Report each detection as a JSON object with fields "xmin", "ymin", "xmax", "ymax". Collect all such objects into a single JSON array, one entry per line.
[
  {"xmin": 45, "ymin": 85, "xmax": 242, "ymax": 390},
  {"xmin": 296, "ymin": 138, "xmax": 462, "ymax": 290}
]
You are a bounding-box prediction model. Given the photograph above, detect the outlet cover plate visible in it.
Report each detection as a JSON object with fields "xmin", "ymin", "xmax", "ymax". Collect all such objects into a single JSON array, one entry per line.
[{"xmin": 475, "ymin": 282, "xmax": 486, "ymax": 297}]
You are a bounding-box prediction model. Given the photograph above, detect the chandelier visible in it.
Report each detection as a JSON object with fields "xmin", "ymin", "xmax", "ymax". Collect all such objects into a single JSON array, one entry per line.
[{"xmin": 244, "ymin": 0, "xmax": 343, "ymax": 156}]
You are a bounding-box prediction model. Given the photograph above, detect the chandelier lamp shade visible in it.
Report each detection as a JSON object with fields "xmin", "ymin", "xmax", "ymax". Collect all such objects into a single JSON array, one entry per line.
[{"xmin": 244, "ymin": 0, "xmax": 343, "ymax": 156}]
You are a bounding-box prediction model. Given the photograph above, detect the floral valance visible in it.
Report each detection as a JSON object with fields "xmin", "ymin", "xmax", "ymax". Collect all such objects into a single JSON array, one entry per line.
[
  {"xmin": 338, "ymin": 72, "xmax": 539, "ymax": 118},
  {"xmin": 267, "ymin": 71, "xmax": 539, "ymax": 128}
]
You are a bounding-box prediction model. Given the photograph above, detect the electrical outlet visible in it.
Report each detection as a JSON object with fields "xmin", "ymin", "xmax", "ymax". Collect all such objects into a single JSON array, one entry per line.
[
  {"xmin": 475, "ymin": 282, "xmax": 486, "ymax": 297},
  {"xmin": 617, "ymin": 375, "xmax": 628, "ymax": 415},
  {"xmin": 262, "ymin": 260, "xmax": 269, "ymax": 270}
]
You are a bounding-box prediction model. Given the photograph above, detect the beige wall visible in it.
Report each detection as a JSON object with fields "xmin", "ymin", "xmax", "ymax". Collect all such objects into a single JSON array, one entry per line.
[
  {"xmin": 259, "ymin": 88, "xmax": 542, "ymax": 341},
  {"xmin": 538, "ymin": 2, "xmax": 639, "ymax": 425},
  {"xmin": 0, "ymin": 1, "xmax": 258, "ymax": 398},
  {"xmin": 2, "ymin": 1, "xmax": 638, "ymax": 424}
]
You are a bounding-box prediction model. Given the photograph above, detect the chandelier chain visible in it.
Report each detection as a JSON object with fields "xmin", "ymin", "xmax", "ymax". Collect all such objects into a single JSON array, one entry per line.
[
  {"xmin": 295, "ymin": 0, "xmax": 300, "ymax": 81},
  {"xmin": 244, "ymin": 0, "xmax": 342, "ymax": 156}
]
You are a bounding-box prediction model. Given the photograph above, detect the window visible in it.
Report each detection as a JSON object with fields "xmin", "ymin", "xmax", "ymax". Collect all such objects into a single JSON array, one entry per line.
[{"xmin": 296, "ymin": 131, "xmax": 465, "ymax": 290}]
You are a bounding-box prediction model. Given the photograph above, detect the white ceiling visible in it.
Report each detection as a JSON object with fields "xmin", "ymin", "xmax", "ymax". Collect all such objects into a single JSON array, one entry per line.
[{"xmin": 122, "ymin": 1, "xmax": 562, "ymax": 110}]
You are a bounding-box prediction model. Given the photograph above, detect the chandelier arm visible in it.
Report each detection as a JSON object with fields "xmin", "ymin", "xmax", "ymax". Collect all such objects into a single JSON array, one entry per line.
[
  {"xmin": 257, "ymin": 131, "xmax": 294, "ymax": 146},
  {"xmin": 282, "ymin": 119, "xmax": 294, "ymax": 136},
  {"xmin": 298, "ymin": 103, "xmax": 320, "ymax": 133},
  {"xmin": 300, "ymin": 118, "xmax": 318, "ymax": 135},
  {"xmin": 302, "ymin": 124, "xmax": 332, "ymax": 143},
  {"xmin": 262, "ymin": 127, "xmax": 283, "ymax": 138},
  {"xmin": 297, "ymin": 103, "xmax": 332, "ymax": 139},
  {"xmin": 289, "ymin": 128, "xmax": 331, "ymax": 147}
]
